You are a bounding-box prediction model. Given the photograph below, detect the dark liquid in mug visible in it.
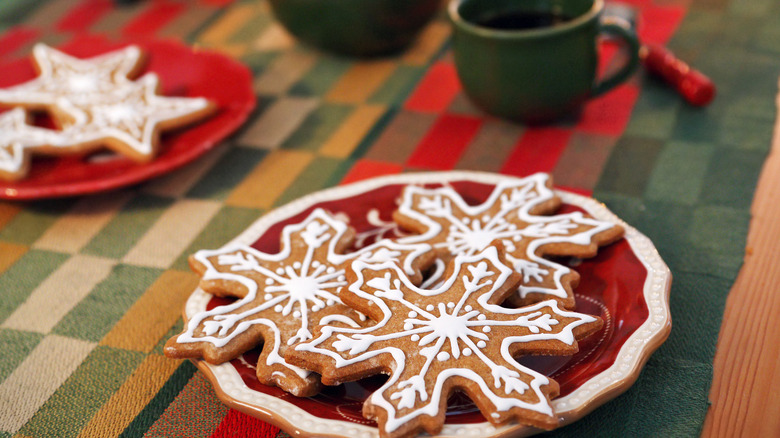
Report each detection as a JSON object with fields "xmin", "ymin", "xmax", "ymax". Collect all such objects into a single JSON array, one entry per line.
[{"xmin": 476, "ymin": 10, "xmax": 574, "ymax": 30}]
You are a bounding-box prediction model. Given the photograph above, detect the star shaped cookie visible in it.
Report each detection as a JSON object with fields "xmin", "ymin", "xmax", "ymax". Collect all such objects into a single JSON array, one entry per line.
[
  {"xmin": 0, "ymin": 44, "xmax": 216, "ymax": 180},
  {"xmin": 287, "ymin": 245, "xmax": 602, "ymax": 437},
  {"xmin": 0, "ymin": 43, "xmax": 145, "ymax": 124},
  {"xmin": 0, "ymin": 108, "xmax": 64, "ymax": 181},
  {"xmin": 165, "ymin": 208, "xmax": 433, "ymax": 397},
  {"xmin": 393, "ymin": 174, "xmax": 624, "ymax": 308}
]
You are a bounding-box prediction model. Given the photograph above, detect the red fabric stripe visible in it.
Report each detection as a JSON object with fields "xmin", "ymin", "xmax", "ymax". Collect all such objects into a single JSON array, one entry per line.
[
  {"xmin": 500, "ymin": 128, "xmax": 572, "ymax": 177},
  {"xmin": 406, "ymin": 114, "xmax": 482, "ymax": 170},
  {"xmin": 121, "ymin": 0, "xmax": 186, "ymax": 37},
  {"xmin": 404, "ymin": 62, "xmax": 461, "ymax": 113},
  {"xmin": 210, "ymin": 410, "xmax": 280, "ymax": 438},
  {"xmin": 56, "ymin": 0, "xmax": 113, "ymax": 33},
  {"xmin": 576, "ymin": 83, "xmax": 640, "ymax": 136},
  {"xmin": 340, "ymin": 159, "xmax": 404, "ymax": 185},
  {"xmin": 639, "ymin": 5, "xmax": 686, "ymax": 45},
  {"xmin": 0, "ymin": 26, "xmax": 38, "ymax": 59}
]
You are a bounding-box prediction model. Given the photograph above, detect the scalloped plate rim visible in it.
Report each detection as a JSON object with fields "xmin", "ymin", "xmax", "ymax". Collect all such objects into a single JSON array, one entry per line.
[{"xmin": 182, "ymin": 170, "xmax": 672, "ymax": 438}]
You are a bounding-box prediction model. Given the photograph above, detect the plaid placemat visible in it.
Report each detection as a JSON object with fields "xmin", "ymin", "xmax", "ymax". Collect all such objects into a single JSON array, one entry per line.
[{"xmin": 0, "ymin": 0, "xmax": 778, "ymax": 437}]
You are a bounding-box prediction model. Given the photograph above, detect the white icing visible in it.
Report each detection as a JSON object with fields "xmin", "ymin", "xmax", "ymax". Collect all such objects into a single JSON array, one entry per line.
[
  {"xmin": 295, "ymin": 246, "xmax": 599, "ymax": 434},
  {"xmin": 175, "ymin": 208, "xmax": 432, "ymax": 384},
  {"xmin": 396, "ymin": 174, "xmax": 619, "ymax": 300},
  {"xmin": 0, "ymin": 44, "xmax": 212, "ymax": 176},
  {"xmin": 0, "ymin": 108, "xmax": 65, "ymax": 174}
]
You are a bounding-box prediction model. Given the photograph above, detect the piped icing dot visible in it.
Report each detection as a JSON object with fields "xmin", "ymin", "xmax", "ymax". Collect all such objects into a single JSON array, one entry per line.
[
  {"xmin": 477, "ymin": 340, "xmax": 487, "ymax": 349},
  {"xmin": 411, "ymin": 334, "xmax": 420, "ymax": 342},
  {"xmin": 276, "ymin": 267, "xmax": 285, "ymax": 275},
  {"xmin": 478, "ymin": 314, "xmax": 487, "ymax": 321},
  {"xmin": 426, "ymin": 304, "xmax": 434, "ymax": 312},
  {"xmin": 293, "ymin": 310, "xmax": 301, "ymax": 318},
  {"xmin": 408, "ymin": 311, "xmax": 417, "ymax": 318},
  {"xmin": 465, "ymin": 305, "xmax": 473, "ymax": 312},
  {"xmin": 274, "ymin": 305, "xmax": 283, "ymax": 312},
  {"xmin": 264, "ymin": 294, "xmax": 272, "ymax": 301},
  {"xmin": 403, "ymin": 323, "xmax": 413, "ymax": 330},
  {"xmin": 265, "ymin": 278, "xmax": 274, "ymax": 285},
  {"xmin": 482, "ymin": 326, "xmax": 491, "ymax": 333},
  {"xmin": 293, "ymin": 261, "xmax": 302, "ymax": 269},
  {"xmin": 436, "ymin": 351, "xmax": 450, "ymax": 361},
  {"xmin": 463, "ymin": 348, "xmax": 472, "ymax": 356},
  {"xmin": 447, "ymin": 302, "xmax": 455, "ymax": 309}
]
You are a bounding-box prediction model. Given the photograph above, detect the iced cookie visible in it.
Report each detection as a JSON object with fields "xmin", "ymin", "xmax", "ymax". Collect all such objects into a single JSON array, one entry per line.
[
  {"xmin": 392, "ymin": 173, "xmax": 623, "ymax": 308},
  {"xmin": 165, "ymin": 208, "xmax": 433, "ymax": 397},
  {"xmin": 0, "ymin": 43, "xmax": 215, "ymax": 180},
  {"xmin": 287, "ymin": 245, "xmax": 603, "ymax": 437}
]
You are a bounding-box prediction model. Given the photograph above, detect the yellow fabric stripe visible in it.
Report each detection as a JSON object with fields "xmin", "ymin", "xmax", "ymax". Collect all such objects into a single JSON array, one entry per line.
[
  {"xmin": 198, "ymin": 4, "xmax": 256, "ymax": 46},
  {"xmin": 326, "ymin": 60, "xmax": 397, "ymax": 103},
  {"xmin": 320, "ymin": 105, "xmax": 386, "ymax": 158},
  {"xmin": 76, "ymin": 355, "xmax": 181, "ymax": 438},
  {"xmin": 100, "ymin": 269, "xmax": 200, "ymax": 352},
  {"xmin": 226, "ymin": 149, "xmax": 314, "ymax": 209},
  {"xmin": 0, "ymin": 242, "xmax": 26, "ymax": 275}
]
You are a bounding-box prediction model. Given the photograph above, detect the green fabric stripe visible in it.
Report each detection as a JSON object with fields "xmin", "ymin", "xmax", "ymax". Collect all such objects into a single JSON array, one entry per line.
[
  {"xmin": 289, "ymin": 57, "xmax": 352, "ymax": 97},
  {"xmin": 18, "ymin": 346, "xmax": 144, "ymax": 438},
  {"xmin": 0, "ymin": 328, "xmax": 43, "ymax": 385},
  {"xmin": 644, "ymin": 140, "xmax": 714, "ymax": 205},
  {"xmin": 118, "ymin": 361, "xmax": 198, "ymax": 438},
  {"xmin": 52, "ymin": 265, "xmax": 162, "ymax": 342},
  {"xmin": 170, "ymin": 206, "xmax": 264, "ymax": 271},
  {"xmin": 227, "ymin": 7, "xmax": 270, "ymax": 45},
  {"xmin": 152, "ymin": 320, "xmax": 183, "ymax": 356},
  {"xmin": 369, "ymin": 64, "xmax": 426, "ymax": 105},
  {"xmin": 0, "ymin": 249, "xmax": 68, "ymax": 325},
  {"xmin": 594, "ymin": 136, "xmax": 665, "ymax": 197},
  {"xmin": 281, "ymin": 102, "xmax": 353, "ymax": 152},
  {"xmin": 81, "ymin": 195, "xmax": 174, "ymax": 260},
  {"xmin": 0, "ymin": 199, "xmax": 73, "ymax": 245},
  {"xmin": 623, "ymin": 83, "xmax": 681, "ymax": 140},
  {"xmin": 186, "ymin": 146, "xmax": 269, "ymax": 200},
  {"xmin": 273, "ymin": 156, "xmax": 346, "ymax": 208},
  {"xmin": 699, "ymin": 148, "xmax": 766, "ymax": 209},
  {"xmin": 0, "ymin": 0, "xmax": 48, "ymax": 23}
]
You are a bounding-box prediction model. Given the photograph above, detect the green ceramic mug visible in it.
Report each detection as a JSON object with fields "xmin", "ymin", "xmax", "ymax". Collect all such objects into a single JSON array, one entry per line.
[
  {"xmin": 269, "ymin": 0, "xmax": 441, "ymax": 57},
  {"xmin": 449, "ymin": 0, "xmax": 640, "ymax": 123}
]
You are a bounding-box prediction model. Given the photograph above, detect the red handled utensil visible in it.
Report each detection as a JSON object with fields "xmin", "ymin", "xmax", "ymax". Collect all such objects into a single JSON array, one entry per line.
[
  {"xmin": 605, "ymin": 2, "xmax": 716, "ymax": 107},
  {"xmin": 639, "ymin": 44, "xmax": 715, "ymax": 107}
]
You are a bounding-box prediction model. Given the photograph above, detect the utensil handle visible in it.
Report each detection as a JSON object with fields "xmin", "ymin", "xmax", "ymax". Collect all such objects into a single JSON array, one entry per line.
[
  {"xmin": 640, "ymin": 44, "xmax": 716, "ymax": 106},
  {"xmin": 591, "ymin": 16, "xmax": 641, "ymax": 97}
]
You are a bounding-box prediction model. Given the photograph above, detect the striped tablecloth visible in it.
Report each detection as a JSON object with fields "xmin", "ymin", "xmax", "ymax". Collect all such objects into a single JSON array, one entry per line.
[{"xmin": 1, "ymin": 0, "xmax": 778, "ymax": 437}]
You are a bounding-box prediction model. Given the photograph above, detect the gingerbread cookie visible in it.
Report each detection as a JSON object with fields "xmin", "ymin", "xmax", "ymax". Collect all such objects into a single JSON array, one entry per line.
[
  {"xmin": 0, "ymin": 108, "xmax": 64, "ymax": 181},
  {"xmin": 392, "ymin": 173, "xmax": 623, "ymax": 308},
  {"xmin": 287, "ymin": 245, "xmax": 603, "ymax": 437},
  {"xmin": 0, "ymin": 43, "xmax": 215, "ymax": 180},
  {"xmin": 165, "ymin": 208, "xmax": 433, "ymax": 397}
]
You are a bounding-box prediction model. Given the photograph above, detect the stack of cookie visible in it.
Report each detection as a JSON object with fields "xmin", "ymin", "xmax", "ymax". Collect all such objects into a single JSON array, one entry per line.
[
  {"xmin": 164, "ymin": 173, "xmax": 623, "ymax": 438},
  {"xmin": 0, "ymin": 44, "xmax": 215, "ymax": 181}
]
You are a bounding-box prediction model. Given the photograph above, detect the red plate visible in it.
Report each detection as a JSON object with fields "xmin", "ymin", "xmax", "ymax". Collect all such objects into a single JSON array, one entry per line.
[
  {"xmin": 183, "ymin": 172, "xmax": 671, "ymax": 437},
  {"xmin": 0, "ymin": 34, "xmax": 255, "ymax": 200}
]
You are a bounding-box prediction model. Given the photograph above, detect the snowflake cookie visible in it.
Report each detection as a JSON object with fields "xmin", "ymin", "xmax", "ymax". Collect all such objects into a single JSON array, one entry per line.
[
  {"xmin": 0, "ymin": 43, "xmax": 215, "ymax": 180},
  {"xmin": 164, "ymin": 208, "xmax": 433, "ymax": 397},
  {"xmin": 286, "ymin": 245, "xmax": 602, "ymax": 437},
  {"xmin": 392, "ymin": 173, "xmax": 624, "ymax": 308}
]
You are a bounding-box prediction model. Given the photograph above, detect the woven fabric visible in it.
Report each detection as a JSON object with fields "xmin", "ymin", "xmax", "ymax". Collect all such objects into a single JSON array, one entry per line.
[{"xmin": 0, "ymin": 0, "xmax": 778, "ymax": 437}]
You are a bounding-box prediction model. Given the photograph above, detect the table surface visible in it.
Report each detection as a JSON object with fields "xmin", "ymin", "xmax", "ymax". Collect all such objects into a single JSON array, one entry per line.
[{"xmin": 0, "ymin": 0, "xmax": 779, "ymax": 437}]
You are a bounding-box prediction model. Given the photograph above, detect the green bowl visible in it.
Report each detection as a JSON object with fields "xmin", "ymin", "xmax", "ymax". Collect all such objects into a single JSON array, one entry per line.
[{"xmin": 268, "ymin": 0, "xmax": 441, "ymax": 56}]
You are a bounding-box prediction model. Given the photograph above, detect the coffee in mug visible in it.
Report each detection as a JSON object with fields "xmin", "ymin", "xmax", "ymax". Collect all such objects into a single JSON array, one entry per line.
[{"xmin": 449, "ymin": 0, "xmax": 640, "ymax": 123}]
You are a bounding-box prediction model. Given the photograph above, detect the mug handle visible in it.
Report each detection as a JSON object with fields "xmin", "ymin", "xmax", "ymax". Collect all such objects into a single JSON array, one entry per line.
[{"xmin": 591, "ymin": 16, "xmax": 641, "ymax": 97}]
